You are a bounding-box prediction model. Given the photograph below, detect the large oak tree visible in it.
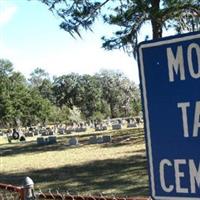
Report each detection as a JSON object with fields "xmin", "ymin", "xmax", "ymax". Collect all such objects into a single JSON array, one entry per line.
[{"xmin": 36, "ymin": 0, "xmax": 199, "ymax": 56}]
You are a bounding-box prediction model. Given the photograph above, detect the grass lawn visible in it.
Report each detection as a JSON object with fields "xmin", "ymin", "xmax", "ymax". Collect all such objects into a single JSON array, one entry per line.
[{"xmin": 0, "ymin": 128, "xmax": 149, "ymax": 197}]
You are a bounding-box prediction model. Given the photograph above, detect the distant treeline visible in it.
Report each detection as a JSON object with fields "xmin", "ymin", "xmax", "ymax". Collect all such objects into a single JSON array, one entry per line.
[{"xmin": 0, "ymin": 59, "xmax": 141, "ymax": 128}]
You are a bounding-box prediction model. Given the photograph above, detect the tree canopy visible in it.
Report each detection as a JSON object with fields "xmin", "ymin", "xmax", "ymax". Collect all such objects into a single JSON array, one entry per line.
[
  {"xmin": 0, "ymin": 59, "xmax": 141, "ymax": 128},
  {"xmin": 0, "ymin": 60, "xmax": 52, "ymax": 127},
  {"xmin": 36, "ymin": 0, "xmax": 200, "ymax": 56}
]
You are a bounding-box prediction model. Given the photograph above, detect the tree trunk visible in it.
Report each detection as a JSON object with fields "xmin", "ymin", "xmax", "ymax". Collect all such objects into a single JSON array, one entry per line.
[
  {"xmin": 151, "ymin": 0, "xmax": 162, "ymax": 39},
  {"xmin": 110, "ymin": 103, "xmax": 115, "ymax": 118}
]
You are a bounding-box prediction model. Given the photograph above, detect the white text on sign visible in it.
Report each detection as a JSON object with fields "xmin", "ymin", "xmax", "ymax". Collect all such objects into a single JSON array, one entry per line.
[
  {"xmin": 160, "ymin": 159, "xmax": 200, "ymax": 194},
  {"xmin": 159, "ymin": 42, "xmax": 200, "ymax": 194},
  {"xmin": 167, "ymin": 43, "xmax": 200, "ymax": 82}
]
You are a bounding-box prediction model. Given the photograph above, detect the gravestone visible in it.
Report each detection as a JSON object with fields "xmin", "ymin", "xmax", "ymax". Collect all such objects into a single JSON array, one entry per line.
[
  {"xmin": 41, "ymin": 131, "xmax": 48, "ymax": 136},
  {"xmin": 34, "ymin": 129, "xmax": 39, "ymax": 136},
  {"xmin": 97, "ymin": 136, "xmax": 103, "ymax": 144},
  {"xmin": 48, "ymin": 130, "xmax": 54, "ymax": 136},
  {"xmin": 37, "ymin": 137, "xmax": 46, "ymax": 145},
  {"xmin": 75, "ymin": 127, "xmax": 87, "ymax": 132},
  {"xmin": 69, "ymin": 137, "xmax": 79, "ymax": 146},
  {"xmin": 82, "ymin": 127, "xmax": 87, "ymax": 132},
  {"xmin": 95, "ymin": 125, "xmax": 107, "ymax": 131},
  {"xmin": 90, "ymin": 123, "xmax": 95, "ymax": 128},
  {"xmin": 65, "ymin": 129, "xmax": 72, "ymax": 134},
  {"xmin": 40, "ymin": 129, "xmax": 48, "ymax": 136},
  {"xmin": 95, "ymin": 126, "xmax": 101, "ymax": 131},
  {"xmin": 48, "ymin": 136, "xmax": 57, "ymax": 144},
  {"xmin": 19, "ymin": 135, "xmax": 26, "ymax": 142},
  {"xmin": 135, "ymin": 117, "xmax": 143, "ymax": 124},
  {"xmin": 127, "ymin": 122, "xmax": 137, "ymax": 128},
  {"xmin": 46, "ymin": 128, "xmax": 54, "ymax": 136},
  {"xmin": 112, "ymin": 124, "xmax": 122, "ymax": 130},
  {"xmin": 45, "ymin": 138, "xmax": 48, "ymax": 144},
  {"xmin": 58, "ymin": 128, "xmax": 65, "ymax": 134},
  {"xmin": 102, "ymin": 135, "xmax": 112, "ymax": 143},
  {"xmin": 89, "ymin": 135, "xmax": 97, "ymax": 144},
  {"xmin": 25, "ymin": 132, "xmax": 34, "ymax": 137}
]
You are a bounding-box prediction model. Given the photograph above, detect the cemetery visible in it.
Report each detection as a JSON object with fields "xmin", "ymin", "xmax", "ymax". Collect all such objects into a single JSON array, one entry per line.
[
  {"xmin": 0, "ymin": 116, "xmax": 143, "ymax": 144},
  {"xmin": 0, "ymin": 119, "xmax": 147, "ymax": 197}
]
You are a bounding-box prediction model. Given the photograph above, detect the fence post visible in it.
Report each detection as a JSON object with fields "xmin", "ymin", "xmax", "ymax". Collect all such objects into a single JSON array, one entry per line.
[{"xmin": 22, "ymin": 177, "xmax": 35, "ymax": 200}]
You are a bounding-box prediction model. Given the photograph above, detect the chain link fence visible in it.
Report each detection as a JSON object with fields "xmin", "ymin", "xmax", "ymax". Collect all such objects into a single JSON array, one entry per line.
[
  {"xmin": 0, "ymin": 183, "xmax": 23, "ymax": 200},
  {"xmin": 34, "ymin": 191, "xmax": 151, "ymax": 200},
  {"xmin": 0, "ymin": 177, "xmax": 151, "ymax": 200}
]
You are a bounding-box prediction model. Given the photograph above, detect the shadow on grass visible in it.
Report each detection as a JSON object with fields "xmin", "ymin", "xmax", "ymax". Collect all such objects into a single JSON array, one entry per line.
[
  {"xmin": 0, "ymin": 140, "xmax": 68, "ymax": 157},
  {"xmin": 0, "ymin": 154, "xmax": 149, "ymax": 197},
  {"xmin": 102, "ymin": 135, "xmax": 145, "ymax": 148}
]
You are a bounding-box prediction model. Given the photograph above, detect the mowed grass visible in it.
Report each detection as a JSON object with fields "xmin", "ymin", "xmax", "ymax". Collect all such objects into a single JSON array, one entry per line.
[{"xmin": 0, "ymin": 128, "xmax": 149, "ymax": 197}]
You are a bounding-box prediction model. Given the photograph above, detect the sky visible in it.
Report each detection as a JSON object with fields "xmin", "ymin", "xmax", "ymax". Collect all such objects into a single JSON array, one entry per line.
[{"xmin": 0, "ymin": 0, "xmax": 175, "ymax": 84}]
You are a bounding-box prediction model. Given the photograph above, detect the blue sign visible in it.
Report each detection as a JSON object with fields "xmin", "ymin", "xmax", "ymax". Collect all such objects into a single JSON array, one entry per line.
[{"xmin": 138, "ymin": 32, "xmax": 200, "ymax": 200}]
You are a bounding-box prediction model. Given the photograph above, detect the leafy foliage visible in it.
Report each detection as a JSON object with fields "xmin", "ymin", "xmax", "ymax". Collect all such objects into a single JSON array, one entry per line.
[
  {"xmin": 0, "ymin": 58, "xmax": 141, "ymax": 127},
  {"xmin": 0, "ymin": 60, "xmax": 52, "ymax": 127},
  {"xmin": 36, "ymin": 0, "xmax": 199, "ymax": 57},
  {"xmin": 29, "ymin": 67, "xmax": 49, "ymax": 88},
  {"xmin": 95, "ymin": 70, "xmax": 139, "ymax": 118}
]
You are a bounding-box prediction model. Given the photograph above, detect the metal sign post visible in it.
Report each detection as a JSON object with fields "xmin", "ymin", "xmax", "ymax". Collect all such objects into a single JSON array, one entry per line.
[{"xmin": 138, "ymin": 32, "xmax": 200, "ymax": 199}]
